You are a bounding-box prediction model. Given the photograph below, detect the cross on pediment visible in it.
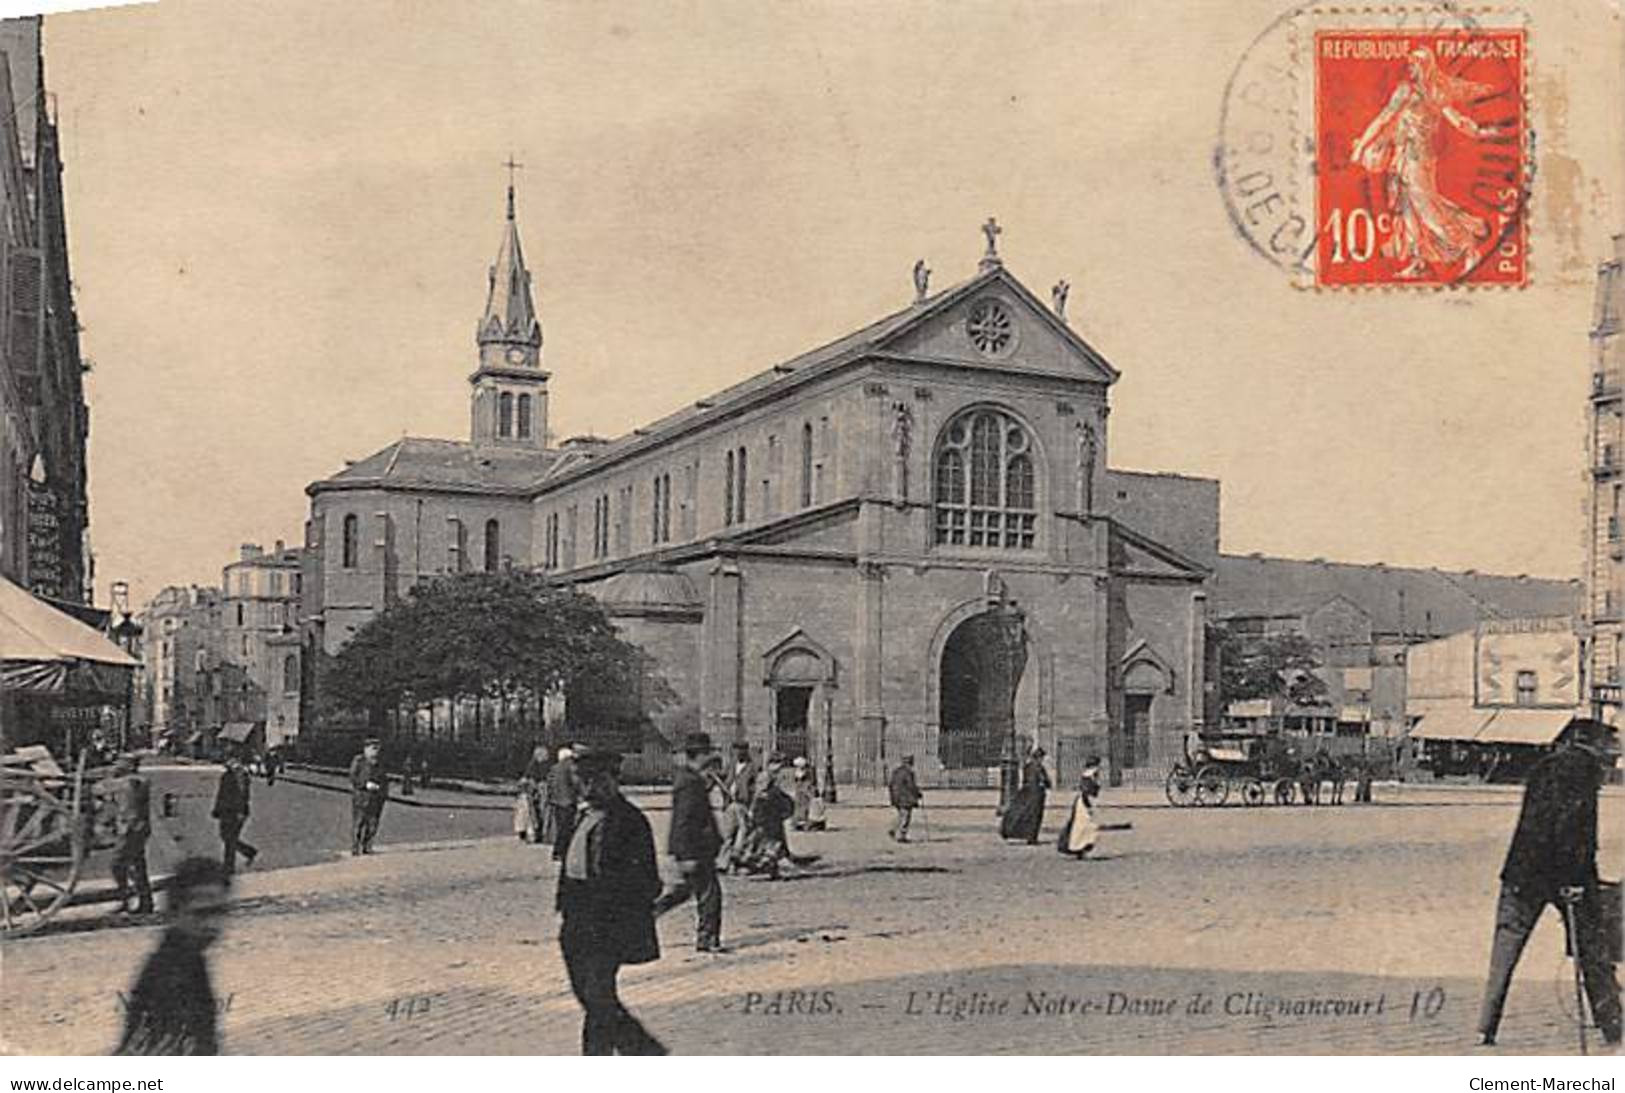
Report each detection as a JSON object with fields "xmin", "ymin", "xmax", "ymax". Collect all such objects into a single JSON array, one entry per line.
[{"xmin": 980, "ymin": 217, "xmax": 1003, "ymax": 269}]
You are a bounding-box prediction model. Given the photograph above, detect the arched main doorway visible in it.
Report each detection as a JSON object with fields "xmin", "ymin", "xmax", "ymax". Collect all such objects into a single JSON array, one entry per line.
[{"xmin": 938, "ymin": 608, "xmax": 1032, "ymax": 769}]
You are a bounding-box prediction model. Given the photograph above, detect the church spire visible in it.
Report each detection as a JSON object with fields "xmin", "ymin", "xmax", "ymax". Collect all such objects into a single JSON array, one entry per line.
[{"xmin": 478, "ymin": 171, "xmax": 542, "ymax": 356}]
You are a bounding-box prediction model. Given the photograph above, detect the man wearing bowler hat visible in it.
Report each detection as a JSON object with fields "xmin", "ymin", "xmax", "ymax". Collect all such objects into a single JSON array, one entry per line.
[
  {"xmin": 556, "ymin": 747, "xmax": 666, "ymax": 1055},
  {"xmin": 348, "ymin": 737, "xmax": 388, "ymax": 855},
  {"xmin": 654, "ymin": 731, "xmax": 725, "ymax": 952}
]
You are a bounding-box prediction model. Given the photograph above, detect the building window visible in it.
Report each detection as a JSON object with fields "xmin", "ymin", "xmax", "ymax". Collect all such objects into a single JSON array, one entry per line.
[
  {"xmin": 682, "ymin": 462, "xmax": 698, "ymax": 539},
  {"xmin": 724, "ymin": 450, "xmax": 735, "ymax": 525},
  {"xmin": 592, "ymin": 495, "xmax": 609, "ymax": 560},
  {"xmin": 447, "ymin": 517, "xmax": 466, "ymax": 572},
  {"xmin": 283, "ymin": 654, "xmax": 299, "ymax": 694},
  {"xmin": 484, "ymin": 518, "xmax": 501, "ymax": 572},
  {"xmin": 236, "ymin": 603, "xmax": 244, "ymax": 627},
  {"xmin": 1515, "ymin": 670, "xmax": 1538, "ymax": 706},
  {"xmin": 499, "ymin": 392, "xmax": 514, "ymax": 439},
  {"xmin": 341, "ymin": 513, "xmax": 359, "ymax": 569},
  {"xmin": 565, "ymin": 503, "xmax": 578, "ymax": 567},
  {"xmin": 933, "ymin": 407, "xmax": 1037, "ymax": 549},
  {"xmin": 545, "ymin": 513, "xmax": 560, "ymax": 569},
  {"xmin": 616, "ymin": 486, "xmax": 632, "ymax": 553},
  {"xmin": 801, "ymin": 422, "xmax": 813, "ymax": 508},
  {"xmin": 517, "ymin": 394, "xmax": 533, "ymax": 440},
  {"xmin": 651, "ymin": 472, "xmax": 672, "ymax": 544},
  {"xmin": 241, "ymin": 635, "xmax": 250, "ymax": 658},
  {"xmin": 735, "ymin": 446, "xmax": 748, "ymax": 523}
]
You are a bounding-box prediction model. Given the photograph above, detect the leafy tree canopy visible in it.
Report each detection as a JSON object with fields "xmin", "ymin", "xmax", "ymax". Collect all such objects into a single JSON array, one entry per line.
[
  {"xmin": 1215, "ymin": 625, "xmax": 1330, "ymax": 709},
  {"xmin": 323, "ymin": 570, "xmax": 661, "ymax": 715}
]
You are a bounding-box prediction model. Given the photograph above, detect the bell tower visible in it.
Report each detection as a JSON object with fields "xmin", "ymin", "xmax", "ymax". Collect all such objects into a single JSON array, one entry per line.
[{"xmin": 470, "ymin": 173, "xmax": 548, "ymax": 449}]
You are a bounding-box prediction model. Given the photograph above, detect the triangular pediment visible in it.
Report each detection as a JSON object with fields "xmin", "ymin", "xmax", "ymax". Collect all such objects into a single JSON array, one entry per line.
[
  {"xmin": 1110, "ymin": 520, "xmax": 1209, "ymax": 583},
  {"xmin": 875, "ymin": 267, "xmax": 1119, "ymax": 385}
]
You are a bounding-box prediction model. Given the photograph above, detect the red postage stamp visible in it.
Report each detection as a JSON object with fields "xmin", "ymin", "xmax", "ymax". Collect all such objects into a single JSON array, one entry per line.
[{"xmin": 1315, "ymin": 28, "xmax": 1527, "ymax": 287}]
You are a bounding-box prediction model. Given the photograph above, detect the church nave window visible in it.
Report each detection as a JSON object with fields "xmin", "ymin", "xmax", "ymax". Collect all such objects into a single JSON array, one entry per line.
[
  {"xmin": 933, "ymin": 408, "xmax": 1037, "ymax": 550},
  {"xmin": 447, "ymin": 517, "xmax": 467, "ymax": 573},
  {"xmin": 800, "ymin": 422, "xmax": 813, "ymax": 508},
  {"xmin": 484, "ymin": 518, "xmax": 502, "ymax": 572},
  {"xmin": 544, "ymin": 513, "xmax": 560, "ymax": 569},
  {"xmin": 651, "ymin": 472, "xmax": 672, "ymax": 545},
  {"xmin": 341, "ymin": 513, "xmax": 359, "ymax": 569}
]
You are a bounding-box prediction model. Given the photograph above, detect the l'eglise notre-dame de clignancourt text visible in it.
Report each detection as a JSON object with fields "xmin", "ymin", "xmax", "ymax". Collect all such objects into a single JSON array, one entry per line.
[{"xmin": 301, "ymin": 188, "xmax": 1220, "ymax": 786}]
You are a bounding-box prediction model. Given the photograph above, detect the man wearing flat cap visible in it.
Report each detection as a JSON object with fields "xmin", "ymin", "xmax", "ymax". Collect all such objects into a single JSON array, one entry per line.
[
  {"xmin": 1477, "ymin": 717, "xmax": 1621, "ymax": 1047},
  {"xmin": 654, "ymin": 731, "xmax": 725, "ymax": 952},
  {"xmin": 556, "ymin": 747, "xmax": 666, "ymax": 1055},
  {"xmin": 348, "ymin": 738, "xmax": 387, "ymax": 855}
]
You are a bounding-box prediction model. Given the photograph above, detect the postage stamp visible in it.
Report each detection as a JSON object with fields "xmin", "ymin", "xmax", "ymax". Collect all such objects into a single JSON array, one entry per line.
[
  {"xmin": 1216, "ymin": 3, "xmax": 1533, "ymax": 289},
  {"xmin": 1314, "ymin": 28, "xmax": 1528, "ymax": 287}
]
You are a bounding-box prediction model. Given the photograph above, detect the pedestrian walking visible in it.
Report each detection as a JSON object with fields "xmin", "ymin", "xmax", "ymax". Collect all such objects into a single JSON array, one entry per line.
[
  {"xmin": 262, "ymin": 746, "xmax": 281, "ymax": 786},
  {"xmin": 109, "ymin": 754, "xmax": 154, "ymax": 915},
  {"xmin": 547, "ymin": 746, "xmax": 580, "ymax": 863},
  {"xmin": 999, "ymin": 746, "xmax": 1050, "ymax": 844},
  {"xmin": 556, "ymin": 747, "xmax": 667, "ymax": 1056},
  {"xmin": 347, "ymin": 737, "xmax": 388, "ymax": 855},
  {"xmin": 725, "ymin": 741, "xmax": 759, "ymax": 871},
  {"xmin": 742, "ymin": 755, "xmax": 798, "ymax": 878},
  {"xmin": 703, "ymin": 753, "xmax": 737, "ymax": 870},
  {"xmin": 791, "ymin": 757, "xmax": 817, "ymax": 830},
  {"xmin": 114, "ymin": 857, "xmax": 233, "ymax": 1056},
  {"xmin": 1056, "ymin": 756, "xmax": 1102, "ymax": 860},
  {"xmin": 516, "ymin": 743, "xmax": 550, "ymax": 844},
  {"xmin": 888, "ymin": 755, "xmax": 923, "ymax": 842},
  {"xmin": 210, "ymin": 749, "xmax": 258, "ymax": 874},
  {"xmin": 1477, "ymin": 718, "xmax": 1622, "ymax": 1047},
  {"xmin": 653, "ymin": 731, "xmax": 725, "ymax": 952}
]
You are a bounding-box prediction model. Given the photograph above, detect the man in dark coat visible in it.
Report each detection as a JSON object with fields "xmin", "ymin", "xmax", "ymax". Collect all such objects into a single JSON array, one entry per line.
[
  {"xmin": 1477, "ymin": 718, "xmax": 1621, "ymax": 1047},
  {"xmin": 556, "ymin": 748, "xmax": 666, "ymax": 1055},
  {"xmin": 653, "ymin": 731, "xmax": 725, "ymax": 951},
  {"xmin": 115, "ymin": 857, "xmax": 231, "ymax": 1055},
  {"xmin": 110, "ymin": 755, "xmax": 154, "ymax": 914},
  {"xmin": 348, "ymin": 738, "xmax": 388, "ymax": 855},
  {"xmin": 211, "ymin": 749, "xmax": 259, "ymax": 873},
  {"xmin": 547, "ymin": 746, "xmax": 581, "ymax": 863},
  {"xmin": 888, "ymin": 755, "xmax": 923, "ymax": 842}
]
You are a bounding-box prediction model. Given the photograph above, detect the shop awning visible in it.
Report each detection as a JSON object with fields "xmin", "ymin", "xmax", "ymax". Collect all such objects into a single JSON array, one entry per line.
[
  {"xmin": 1409, "ymin": 707, "xmax": 1495, "ymax": 742},
  {"xmin": 1476, "ymin": 708, "xmax": 1575, "ymax": 746},
  {"xmin": 219, "ymin": 722, "xmax": 257, "ymax": 744},
  {"xmin": 0, "ymin": 576, "xmax": 137, "ymax": 692},
  {"xmin": 1227, "ymin": 699, "xmax": 1273, "ymax": 718}
]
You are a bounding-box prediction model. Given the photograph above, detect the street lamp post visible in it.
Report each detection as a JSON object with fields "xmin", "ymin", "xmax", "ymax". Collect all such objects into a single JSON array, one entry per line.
[{"xmin": 822, "ymin": 693, "xmax": 837, "ymax": 803}]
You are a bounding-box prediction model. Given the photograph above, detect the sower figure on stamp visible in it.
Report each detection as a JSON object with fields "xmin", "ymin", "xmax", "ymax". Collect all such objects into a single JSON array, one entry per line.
[
  {"xmin": 348, "ymin": 737, "xmax": 388, "ymax": 856},
  {"xmin": 888, "ymin": 755, "xmax": 923, "ymax": 842},
  {"xmin": 556, "ymin": 747, "xmax": 667, "ymax": 1056},
  {"xmin": 109, "ymin": 754, "xmax": 154, "ymax": 915},
  {"xmin": 211, "ymin": 748, "xmax": 258, "ymax": 874},
  {"xmin": 1477, "ymin": 718, "xmax": 1622, "ymax": 1047},
  {"xmin": 115, "ymin": 857, "xmax": 232, "ymax": 1056},
  {"xmin": 653, "ymin": 731, "xmax": 726, "ymax": 953}
]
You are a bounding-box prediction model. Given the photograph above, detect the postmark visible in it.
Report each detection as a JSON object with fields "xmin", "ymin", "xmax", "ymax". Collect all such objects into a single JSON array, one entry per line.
[{"xmin": 1217, "ymin": 3, "xmax": 1532, "ymax": 288}]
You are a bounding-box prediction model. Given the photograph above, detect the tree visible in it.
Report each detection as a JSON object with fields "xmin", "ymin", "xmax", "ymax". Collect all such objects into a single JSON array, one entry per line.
[
  {"xmin": 323, "ymin": 571, "xmax": 670, "ymax": 740},
  {"xmin": 1215, "ymin": 625, "xmax": 1330, "ymax": 713}
]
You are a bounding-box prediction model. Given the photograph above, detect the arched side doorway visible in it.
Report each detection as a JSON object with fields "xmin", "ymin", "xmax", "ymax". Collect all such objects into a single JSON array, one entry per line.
[
  {"xmin": 1117, "ymin": 641, "xmax": 1175, "ymax": 776},
  {"xmin": 761, "ymin": 629, "xmax": 838, "ymax": 763}
]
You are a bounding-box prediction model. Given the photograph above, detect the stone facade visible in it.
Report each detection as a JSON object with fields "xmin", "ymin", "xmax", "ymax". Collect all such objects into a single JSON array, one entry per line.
[
  {"xmin": 1587, "ymin": 234, "xmax": 1623, "ymax": 722},
  {"xmin": 304, "ymin": 200, "xmax": 1214, "ymax": 784},
  {"xmin": 221, "ymin": 542, "xmax": 303, "ymax": 747}
]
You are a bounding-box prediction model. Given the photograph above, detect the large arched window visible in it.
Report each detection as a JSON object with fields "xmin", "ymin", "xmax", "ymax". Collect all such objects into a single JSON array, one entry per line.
[
  {"xmin": 498, "ymin": 393, "xmax": 514, "ymax": 438},
  {"xmin": 933, "ymin": 407, "xmax": 1037, "ymax": 549},
  {"xmin": 341, "ymin": 513, "xmax": 359, "ymax": 568},
  {"xmin": 517, "ymin": 394, "xmax": 533, "ymax": 439},
  {"xmin": 484, "ymin": 518, "xmax": 501, "ymax": 571}
]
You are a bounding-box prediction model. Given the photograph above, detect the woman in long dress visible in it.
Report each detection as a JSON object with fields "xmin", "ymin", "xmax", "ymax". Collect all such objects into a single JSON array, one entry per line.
[
  {"xmin": 1057, "ymin": 758, "xmax": 1102, "ymax": 860},
  {"xmin": 1350, "ymin": 47, "xmax": 1506, "ymax": 279},
  {"xmin": 999, "ymin": 747, "xmax": 1051, "ymax": 844}
]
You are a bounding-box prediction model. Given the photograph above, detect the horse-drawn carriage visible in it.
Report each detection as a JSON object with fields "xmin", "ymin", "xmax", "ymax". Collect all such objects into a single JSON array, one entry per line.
[{"xmin": 1165, "ymin": 729, "xmax": 1355, "ymax": 808}]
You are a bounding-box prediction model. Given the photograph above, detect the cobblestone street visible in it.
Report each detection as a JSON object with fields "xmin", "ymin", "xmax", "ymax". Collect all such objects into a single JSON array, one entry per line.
[{"xmin": 4, "ymin": 784, "xmax": 1619, "ymax": 1056}]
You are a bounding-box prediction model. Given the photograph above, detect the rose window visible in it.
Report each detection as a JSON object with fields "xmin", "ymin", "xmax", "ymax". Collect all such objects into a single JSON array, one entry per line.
[{"xmin": 965, "ymin": 299, "xmax": 1015, "ymax": 356}]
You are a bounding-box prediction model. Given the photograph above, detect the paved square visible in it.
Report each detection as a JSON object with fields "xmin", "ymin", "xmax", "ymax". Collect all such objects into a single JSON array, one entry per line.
[{"xmin": 2, "ymin": 784, "xmax": 1617, "ymax": 1055}]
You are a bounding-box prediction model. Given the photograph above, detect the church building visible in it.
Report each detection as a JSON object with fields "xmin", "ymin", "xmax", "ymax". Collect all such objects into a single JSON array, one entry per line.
[{"xmin": 303, "ymin": 189, "xmax": 1219, "ymax": 785}]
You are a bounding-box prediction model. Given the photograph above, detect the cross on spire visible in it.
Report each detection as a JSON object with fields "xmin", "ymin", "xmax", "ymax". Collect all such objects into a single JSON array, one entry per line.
[
  {"xmin": 979, "ymin": 216, "xmax": 1003, "ymax": 270},
  {"xmin": 502, "ymin": 156, "xmax": 524, "ymax": 219}
]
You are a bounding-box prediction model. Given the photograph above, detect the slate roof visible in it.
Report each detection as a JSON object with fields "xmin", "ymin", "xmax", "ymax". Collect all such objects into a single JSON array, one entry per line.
[
  {"xmin": 1211, "ymin": 553, "xmax": 1582, "ymax": 634},
  {"xmin": 311, "ymin": 437, "xmax": 555, "ymax": 496}
]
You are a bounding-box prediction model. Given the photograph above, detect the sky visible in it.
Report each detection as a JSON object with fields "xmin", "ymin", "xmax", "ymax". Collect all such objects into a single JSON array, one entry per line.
[{"xmin": 28, "ymin": 0, "xmax": 1625, "ymax": 606}]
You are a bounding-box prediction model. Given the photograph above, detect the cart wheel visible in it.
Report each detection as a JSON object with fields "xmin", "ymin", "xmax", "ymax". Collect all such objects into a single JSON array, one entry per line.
[
  {"xmin": 1, "ymin": 775, "xmax": 85, "ymax": 935},
  {"xmin": 1273, "ymin": 779, "xmax": 1295, "ymax": 806},
  {"xmin": 1164, "ymin": 767, "xmax": 1197, "ymax": 808},
  {"xmin": 1241, "ymin": 779, "xmax": 1266, "ymax": 807},
  {"xmin": 1194, "ymin": 765, "xmax": 1230, "ymax": 807}
]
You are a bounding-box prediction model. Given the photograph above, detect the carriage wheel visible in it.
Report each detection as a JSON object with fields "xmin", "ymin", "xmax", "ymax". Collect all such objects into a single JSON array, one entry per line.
[
  {"xmin": 0, "ymin": 775, "xmax": 85, "ymax": 935},
  {"xmin": 1273, "ymin": 779, "xmax": 1295, "ymax": 806},
  {"xmin": 1164, "ymin": 767, "xmax": 1198, "ymax": 808},
  {"xmin": 1241, "ymin": 779, "xmax": 1266, "ymax": 807},
  {"xmin": 1193, "ymin": 766, "xmax": 1230, "ymax": 807}
]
